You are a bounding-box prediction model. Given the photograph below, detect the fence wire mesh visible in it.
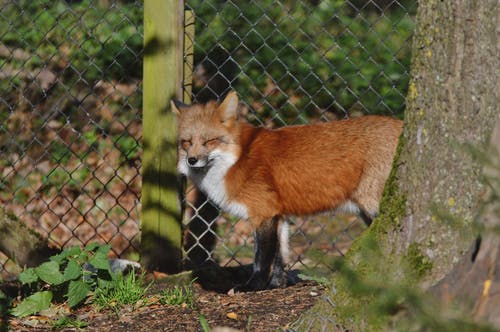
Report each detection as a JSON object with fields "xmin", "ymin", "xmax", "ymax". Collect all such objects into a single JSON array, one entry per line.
[
  {"xmin": 0, "ymin": 0, "xmax": 143, "ymax": 278},
  {"xmin": 0, "ymin": 0, "xmax": 415, "ymax": 282},
  {"xmin": 182, "ymin": 0, "xmax": 416, "ymax": 274}
]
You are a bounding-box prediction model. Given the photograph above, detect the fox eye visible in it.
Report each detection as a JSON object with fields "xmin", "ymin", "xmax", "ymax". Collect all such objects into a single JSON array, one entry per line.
[
  {"xmin": 203, "ymin": 137, "xmax": 223, "ymax": 147},
  {"xmin": 180, "ymin": 139, "xmax": 191, "ymax": 150}
]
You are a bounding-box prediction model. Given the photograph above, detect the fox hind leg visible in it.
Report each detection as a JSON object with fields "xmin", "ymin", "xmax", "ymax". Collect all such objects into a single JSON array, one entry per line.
[{"xmin": 359, "ymin": 209, "xmax": 375, "ymax": 226}]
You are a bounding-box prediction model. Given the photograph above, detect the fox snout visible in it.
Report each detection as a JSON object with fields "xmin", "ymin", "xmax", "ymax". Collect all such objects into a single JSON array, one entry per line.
[
  {"xmin": 185, "ymin": 155, "xmax": 208, "ymax": 168},
  {"xmin": 177, "ymin": 152, "xmax": 210, "ymax": 176}
]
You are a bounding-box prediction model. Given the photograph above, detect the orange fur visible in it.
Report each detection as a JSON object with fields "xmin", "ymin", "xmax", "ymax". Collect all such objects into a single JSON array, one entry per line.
[{"xmin": 225, "ymin": 117, "xmax": 402, "ymax": 226}]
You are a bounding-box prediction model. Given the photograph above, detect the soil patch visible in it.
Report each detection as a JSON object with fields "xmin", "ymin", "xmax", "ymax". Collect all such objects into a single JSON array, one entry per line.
[{"xmin": 4, "ymin": 280, "xmax": 325, "ymax": 331}]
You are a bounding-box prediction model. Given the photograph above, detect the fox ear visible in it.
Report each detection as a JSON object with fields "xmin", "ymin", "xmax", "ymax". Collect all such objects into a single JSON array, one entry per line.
[
  {"xmin": 171, "ymin": 99, "xmax": 187, "ymax": 116},
  {"xmin": 218, "ymin": 91, "xmax": 239, "ymax": 123}
]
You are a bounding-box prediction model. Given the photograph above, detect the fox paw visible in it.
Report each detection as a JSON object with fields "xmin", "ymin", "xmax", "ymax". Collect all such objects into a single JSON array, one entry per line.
[
  {"xmin": 231, "ymin": 275, "xmax": 268, "ymax": 293},
  {"xmin": 267, "ymin": 273, "xmax": 287, "ymax": 289}
]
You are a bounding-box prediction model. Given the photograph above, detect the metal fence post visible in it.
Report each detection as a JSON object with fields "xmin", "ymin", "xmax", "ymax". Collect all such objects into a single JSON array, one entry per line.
[{"xmin": 141, "ymin": 0, "xmax": 184, "ymax": 273}]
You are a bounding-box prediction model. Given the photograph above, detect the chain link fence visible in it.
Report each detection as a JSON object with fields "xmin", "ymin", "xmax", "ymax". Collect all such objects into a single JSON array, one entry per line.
[
  {"xmin": 0, "ymin": 0, "xmax": 143, "ymax": 278},
  {"xmin": 0, "ymin": 0, "xmax": 415, "ymax": 280},
  {"xmin": 182, "ymin": 0, "xmax": 415, "ymax": 274}
]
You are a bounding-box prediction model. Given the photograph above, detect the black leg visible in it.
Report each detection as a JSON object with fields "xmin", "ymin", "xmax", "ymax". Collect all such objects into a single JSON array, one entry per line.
[
  {"xmin": 239, "ymin": 217, "xmax": 279, "ymax": 291},
  {"xmin": 359, "ymin": 209, "xmax": 375, "ymax": 226},
  {"xmin": 268, "ymin": 220, "xmax": 288, "ymax": 289}
]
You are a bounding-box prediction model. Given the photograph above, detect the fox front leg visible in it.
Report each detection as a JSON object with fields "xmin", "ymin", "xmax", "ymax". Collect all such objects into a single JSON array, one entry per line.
[
  {"xmin": 237, "ymin": 216, "xmax": 280, "ymax": 291},
  {"xmin": 268, "ymin": 219, "xmax": 289, "ymax": 289}
]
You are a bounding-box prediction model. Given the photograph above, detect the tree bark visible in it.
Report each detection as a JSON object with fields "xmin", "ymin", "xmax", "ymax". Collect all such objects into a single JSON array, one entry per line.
[
  {"xmin": 392, "ymin": 0, "xmax": 498, "ymax": 283},
  {"xmin": 295, "ymin": 0, "xmax": 498, "ymax": 329},
  {"xmin": 432, "ymin": 119, "xmax": 500, "ymax": 326}
]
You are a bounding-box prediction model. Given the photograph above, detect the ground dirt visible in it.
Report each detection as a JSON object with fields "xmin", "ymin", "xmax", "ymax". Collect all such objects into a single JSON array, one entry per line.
[{"xmin": 3, "ymin": 278, "xmax": 325, "ymax": 331}]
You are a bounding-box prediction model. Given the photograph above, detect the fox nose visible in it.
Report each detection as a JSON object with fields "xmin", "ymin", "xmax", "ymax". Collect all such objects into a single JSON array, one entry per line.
[{"xmin": 187, "ymin": 157, "xmax": 198, "ymax": 166}]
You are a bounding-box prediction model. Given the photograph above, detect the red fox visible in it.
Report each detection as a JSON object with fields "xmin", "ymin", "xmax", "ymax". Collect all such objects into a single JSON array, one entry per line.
[{"xmin": 171, "ymin": 91, "xmax": 403, "ymax": 291}]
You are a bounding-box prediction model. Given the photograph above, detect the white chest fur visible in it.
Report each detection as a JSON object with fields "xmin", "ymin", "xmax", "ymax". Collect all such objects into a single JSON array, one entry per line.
[{"xmin": 184, "ymin": 150, "xmax": 249, "ymax": 220}]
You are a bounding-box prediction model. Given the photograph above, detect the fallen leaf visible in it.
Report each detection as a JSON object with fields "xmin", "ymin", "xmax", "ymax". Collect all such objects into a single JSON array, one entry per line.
[
  {"xmin": 226, "ymin": 312, "xmax": 238, "ymax": 320},
  {"xmin": 153, "ymin": 271, "xmax": 169, "ymax": 279}
]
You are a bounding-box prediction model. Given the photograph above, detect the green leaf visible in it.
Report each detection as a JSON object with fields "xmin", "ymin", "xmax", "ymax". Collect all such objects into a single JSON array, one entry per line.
[
  {"xmin": 63, "ymin": 246, "xmax": 82, "ymax": 257},
  {"xmin": 67, "ymin": 280, "xmax": 91, "ymax": 308},
  {"xmin": 10, "ymin": 291, "xmax": 52, "ymax": 317},
  {"xmin": 35, "ymin": 261, "xmax": 64, "ymax": 285},
  {"xmin": 63, "ymin": 260, "xmax": 82, "ymax": 281},
  {"xmin": 50, "ymin": 246, "xmax": 80, "ymax": 264},
  {"xmin": 19, "ymin": 268, "xmax": 38, "ymax": 284},
  {"xmin": 95, "ymin": 243, "xmax": 111, "ymax": 256},
  {"xmin": 77, "ymin": 252, "xmax": 89, "ymax": 263},
  {"xmin": 199, "ymin": 314, "xmax": 210, "ymax": 332},
  {"xmin": 49, "ymin": 253, "xmax": 65, "ymax": 264},
  {"xmin": 88, "ymin": 251, "xmax": 110, "ymax": 271},
  {"xmin": 84, "ymin": 242, "xmax": 100, "ymax": 252},
  {"xmin": 96, "ymin": 276, "xmax": 114, "ymax": 290}
]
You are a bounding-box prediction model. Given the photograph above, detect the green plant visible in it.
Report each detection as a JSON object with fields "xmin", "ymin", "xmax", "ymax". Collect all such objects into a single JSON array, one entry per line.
[
  {"xmin": 11, "ymin": 243, "xmax": 114, "ymax": 317},
  {"xmin": 160, "ymin": 280, "xmax": 196, "ymax": 309},
  {"xmin": 199, "ymin": 314, "xmax": 211, "ymax": 332},
  {"xmin": 93, "ymin": 271, "xmax": 150, "ymax": 312},
  {"xmin": 246, "ymin": 315, "xmax": 253, "ymax": 331},
  {"xmin": 52, "ymin": 316, "xmax": 88, "ymax": 329}
]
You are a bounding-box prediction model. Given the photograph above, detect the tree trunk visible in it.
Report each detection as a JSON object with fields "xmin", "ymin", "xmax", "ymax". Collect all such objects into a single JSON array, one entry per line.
[
  {"xmin": 295, "ymin": 0, "xmax": 498, "ymax": 329},
  {"xmin": 432, "ymin": 119, "xmax": 499, "ymax": 326},
  {"xmin": 390, "ymin": 0, "xmax": 498, "ymax": 283}
]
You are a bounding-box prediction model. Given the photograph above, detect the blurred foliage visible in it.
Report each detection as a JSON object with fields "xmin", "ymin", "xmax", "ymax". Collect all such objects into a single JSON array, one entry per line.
[
  {"xmin": 334, "ymin": 243, "xmax": 496, "ymax": 331},
  {"xmin": 0, "ymin": 0, "xmax": 143, "ymax": 162},
  {"xmin": 188, "ymin": 0, "xmax": 416, "ymax": 123},
  {"xmin": 1, "ymin": 0, "xmax": 143, "ymax": 83},
  {"xmin": 293, "ymin": 234, "xmax": 497, "ymax": 331}
]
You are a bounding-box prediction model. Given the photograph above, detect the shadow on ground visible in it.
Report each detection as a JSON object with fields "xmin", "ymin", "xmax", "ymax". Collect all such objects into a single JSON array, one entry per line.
[{"xmin": 191, "ymin": 262, "xmax": 302, "ymax": 293}]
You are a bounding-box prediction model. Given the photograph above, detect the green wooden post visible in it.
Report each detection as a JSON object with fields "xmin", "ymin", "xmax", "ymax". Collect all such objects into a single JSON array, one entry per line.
[
  {"xmin": 141, "ymin": 0, "xmax": 183, "ymax": 273},
  {"xmin": 183, "ymin": 9, "xmax": 194, "ymax": 104}
]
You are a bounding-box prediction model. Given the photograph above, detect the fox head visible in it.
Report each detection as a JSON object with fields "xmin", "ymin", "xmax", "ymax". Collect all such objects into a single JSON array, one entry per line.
[{"xmin": 171, "ymin": 91, "xmax": 241, "ymax": 177}]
